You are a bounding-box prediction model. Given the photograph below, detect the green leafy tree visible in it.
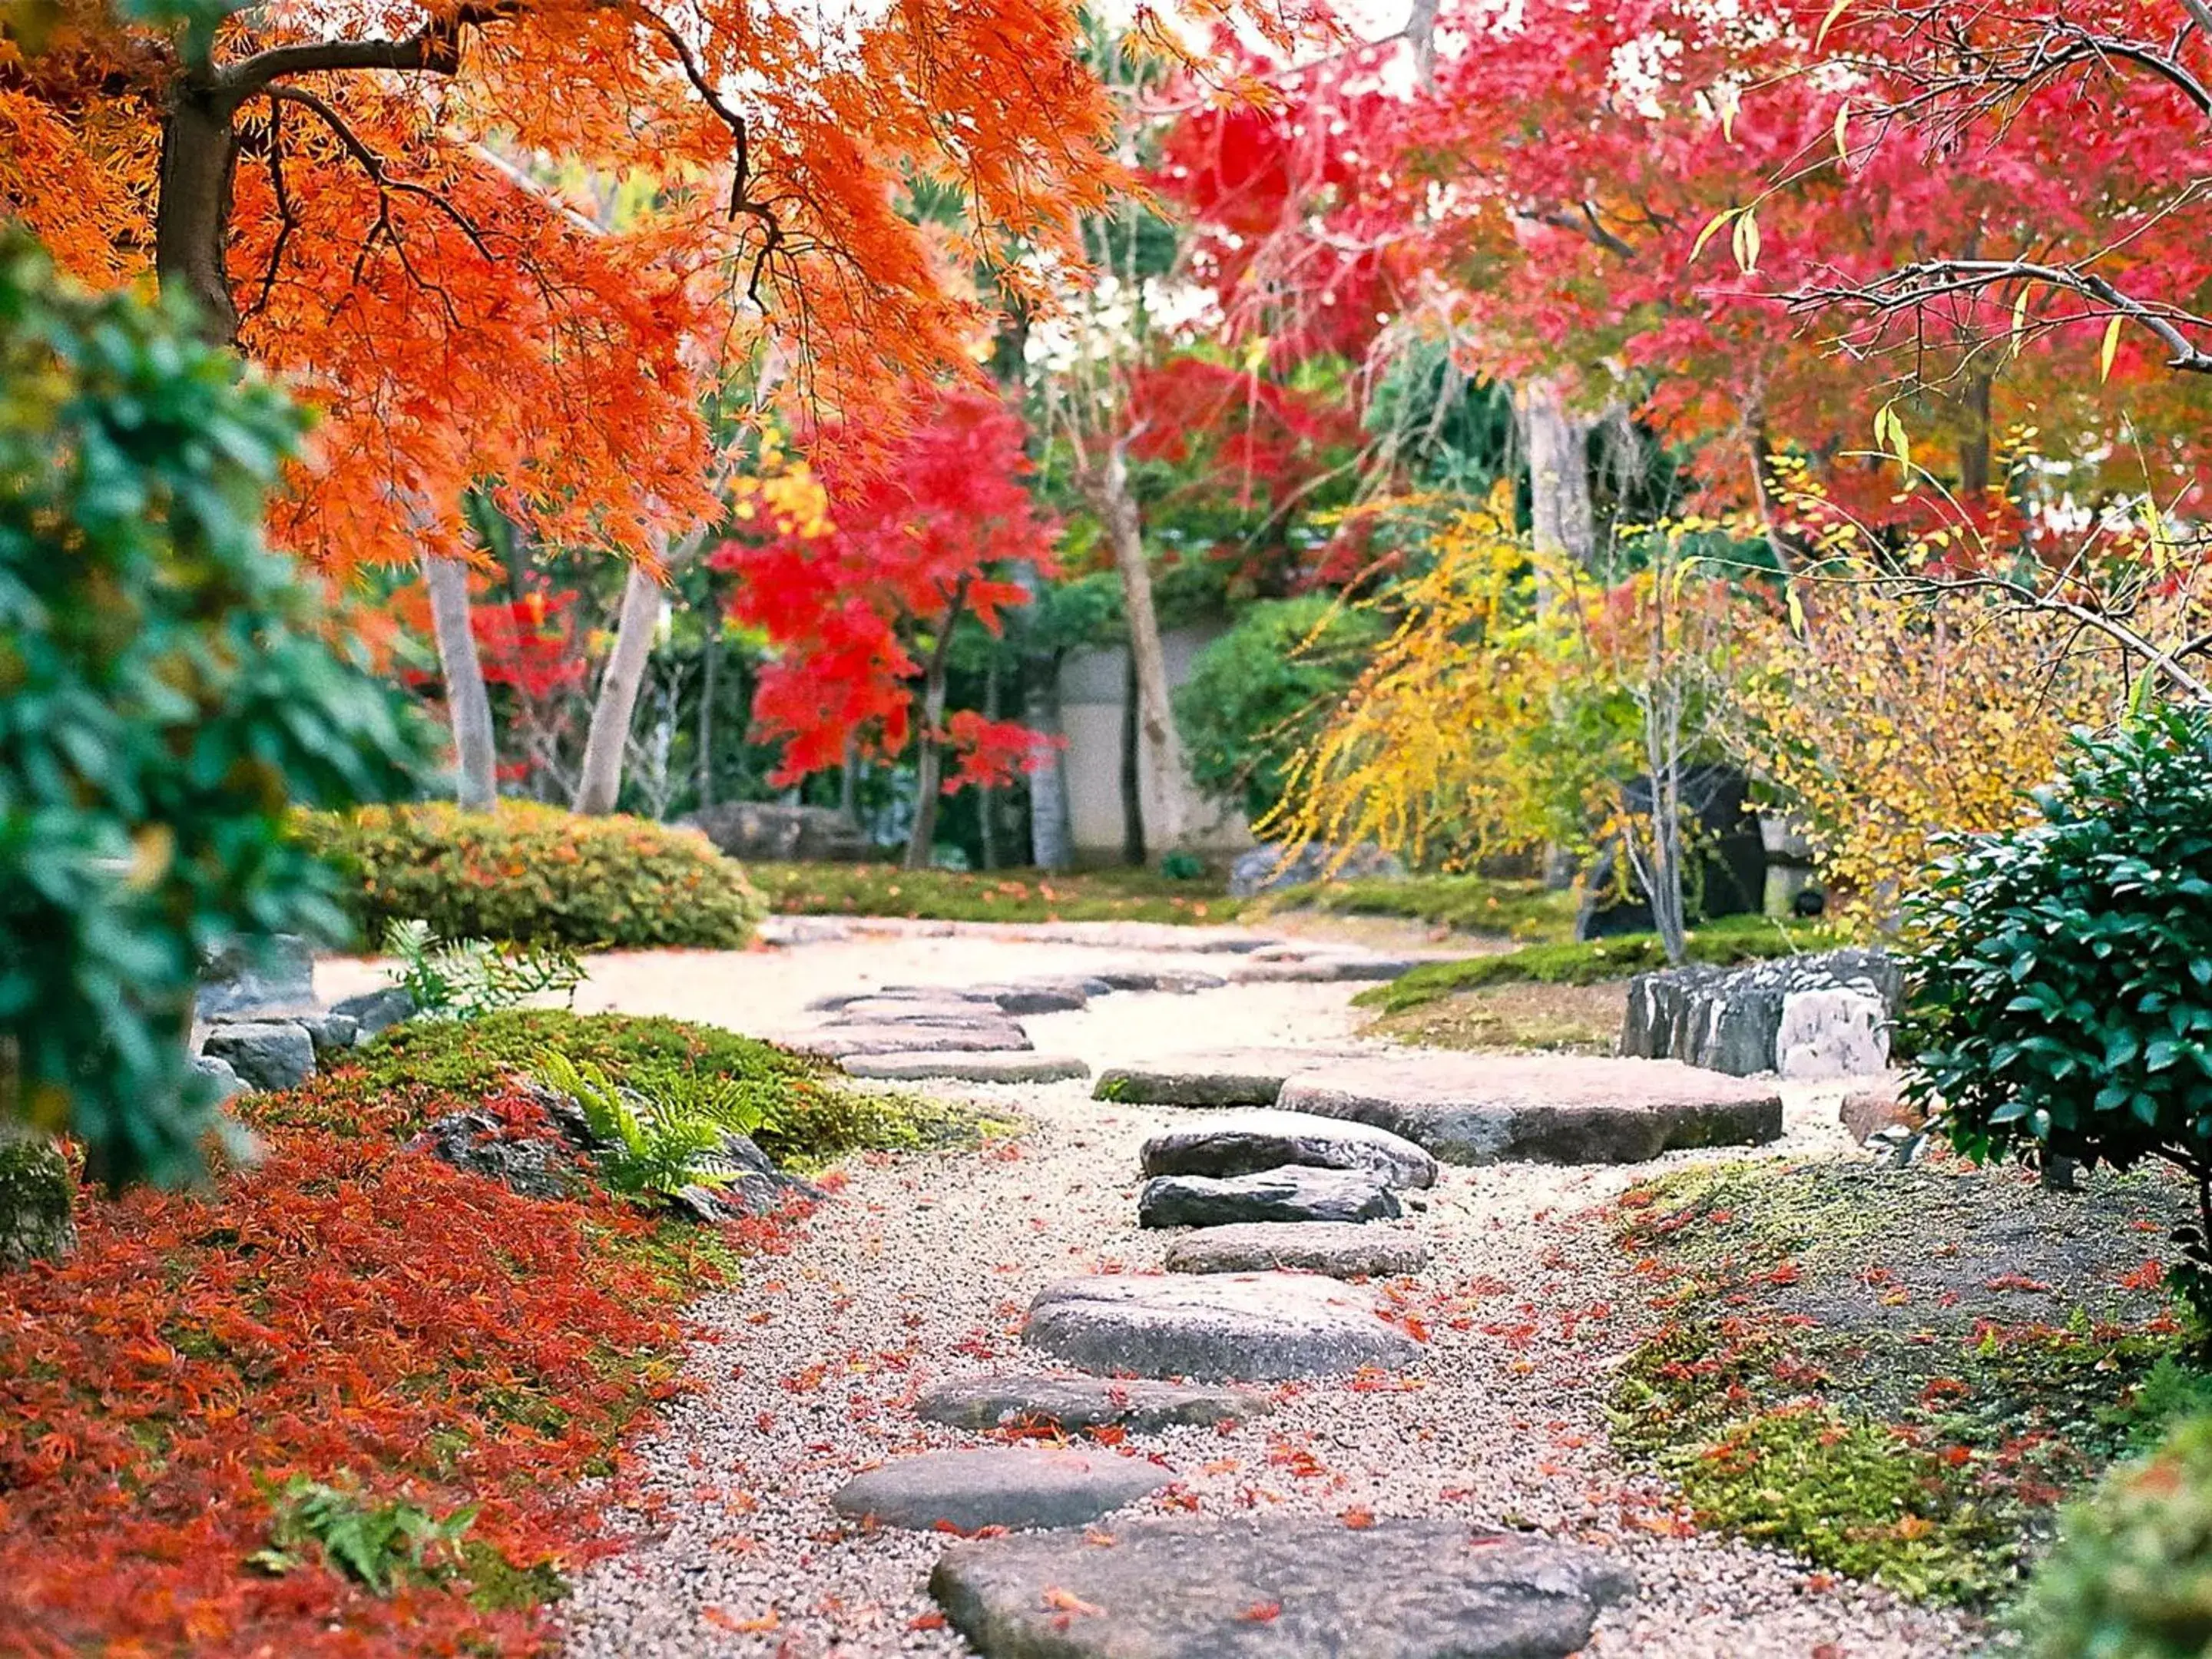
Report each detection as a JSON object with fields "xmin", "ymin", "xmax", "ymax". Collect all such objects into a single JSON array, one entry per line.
[{"xmin": 0, "ymin": 236, "xmax": 428, "ymax": 1185}]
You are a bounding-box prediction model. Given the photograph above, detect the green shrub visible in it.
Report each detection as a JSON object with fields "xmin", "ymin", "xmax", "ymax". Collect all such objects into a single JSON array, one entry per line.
[
  {"xmin": 1905, "ymin": 710, "xmax": 2212, "ymax": 1319},
  {"xmin": 0, "ymin": 235, "xmax": 430, "ymax": 1186},
  {"xmin": 1174, "ymin": 595, "xmax": 1385, "ymax": 820},
  {"xmin": 2017, "ymin": 1412, "xmax": 2212, "ymax": 1657},
  {"xmin": 299, "ymin": 800, "xmax": 764, "ymax": 949}
]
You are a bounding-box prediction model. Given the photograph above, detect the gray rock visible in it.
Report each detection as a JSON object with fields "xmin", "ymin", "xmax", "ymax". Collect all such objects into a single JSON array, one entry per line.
[
  {"xmin": 290, "ymin": 1011, "xmax": 359, "ymax": 1056},
  {"xmin": 830, "ymin": 996, "xmax": 1012, "ymax": 1023},
  {"xmin": 685, "ymin": 1129, "xmax": 825, "ymax": 1219},
  {"xmin": 1139, "ymin": 1167, "xmax": 1402, "ymax": 1229},
  {"xmin": 1229, "ymin": 842, "xmax": 1406, "ymax": 899},
  {"xmin": 930, "ymin": 1518, "xmax": 1634, "ymax": 1658},
  {"xmin": 680, "ymin": 800, "xmax": 869, "ymax": 862},
  {"xmin": 190, "ymin": 1053, "xmax": 251, "ymax": 1101},
  {"xmin": 1022, "ymin": 1272, "xmax": 1422, "ymax": 1382},
  {"xmin": 1092, "ymin": 967, "xmax": 1227, "ymax": 993},
  {"xmin": 1093, "ymin": 1053, "xmax": 1320, "ymax": 1108},
  {"xmin": 0, "ymin": 1131, "xmax": 75, "ymax": 1270},
  {"xmin": 1277, "ymin": 1054, "xmax": 1783, "ymax": 1165},
  {"xmin": 841, "ymin": 1052, "xmax": 1090, "ymax": 1084},
  {"xmin": 975, "ymin": 984, "xmax": 1090, "ymax": 1015},
  {"xmin": 199, "ymin": 1021, "xmax": 316, "ymax": 1092},
  {"xmin": 793, "ymin": 1024, "xmax": 1034, "ymax": 1059},
  {"xmin": 1140, "ymin": 1110, "xmax": 1438, "ymax": 1190},
  {"xmin": 195, "ymin": 932, "xmax": 315, "ymax": 1019},
  {"xmin": 1164, "ymin": 1223, "xmax": 1431, "ymax": 1279},
  {"xmin": 331, "ymin": 985, "xmax": 416, "ymax": 1039},
  {"xmin": 1227, "ymin": 954, "xmax": 1422, "ymax": 985},
  {"xmin": 914, "ymin": 1375, "xmax": 1272, "ymax": 1432},
  {"xmin": 1621, "ymin": 948, "xmax": 1901, "ymax": 1078},
  {"xmin": 830, "ymin": 1448, "xmax": 1168, "ymax": 1533},
  {"xmin": 409, "ymin": 1110, "xmax": 581, "ymax": 1201}
]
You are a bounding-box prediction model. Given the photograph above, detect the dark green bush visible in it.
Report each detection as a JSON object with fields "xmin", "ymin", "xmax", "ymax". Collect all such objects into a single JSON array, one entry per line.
[
  {"xmin": 0, "ymin": 235, "xmax": 429, "ymax": 1186},
  {"xmin": 298, "ymin": 801, "xmax": 765, "ymax": 949},
  {"xmin": 1174, "ymin": 594, "xmax": 1384, "ymax": 820},
  {"xmin": 1905, "ymin": 710, "xmax": 2212, "ymax": 1316},
  {"xmin": 2016, "ymin": 1410, "xmax": 2212, "ymax": 1657}
]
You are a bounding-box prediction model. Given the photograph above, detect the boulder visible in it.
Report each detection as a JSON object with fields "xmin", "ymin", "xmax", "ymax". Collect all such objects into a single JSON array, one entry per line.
[
  {"xmin": 914, "ymin": 1375, "xmax": 1272, "ymax": 1432},
  {"xmin": 1621, "ymin": 948, "xmax": 1901, "ymax": 1078},
  {"xmin": 410, "ymin": 1110, "xmax": 581, "ymax": 1201},
  {"xmin": 0, "ymin": 1131, "xmax": 75, "ymax": 1270},
  {"xmin": 1022, "ymin": 1272, "xmax": 1422, "ymax": 1382},
  {"xmin": 292, "ymin": 1011, "xmax": 359, "ymax": 1056},
  {"xmin": 687, "ymin": 1129, "xmax": 826, "ymax": 1219},
  {"xmin": 830, "ymin": 1448, "xmax": 1167, "ymax": 1533},
  {"xmin": 1164, "ymin": 1222, "xmax": 1431, "ymax": 1279},
  {"xmin": 195, "ymin": 933, "xmax": 315, "ymax": 1020},
  {"xmin": 199, "ymin": 1021, "xmax": 316, "ymax": 1092},
  {"xmin": 1277, "ymin": 1053, "xmax": 1783, "ymax": 1165},
  {"xmin": 929, "ymin": 1518, "xmax": 1635, "ymax": 1659},
  {"xmin": 1140, "ymin": 1167, "xmax": 1401, "ymax": 1229},
  {"xmin": 1230, "ymin": 843, "xmax": 1406, "ymax": 899},
  {"xmin": 680, "ymin": 801, "xmax": 869, "ymax": 863},
  {"xmin": 331, "ymin": 985, "xmax": 416, "ymax": 1039},
  {"xmin": 190, "ymin": 1053, "xmax": 251, "ymax": 1101},
  {"xmin": 1140, "ymin": 1110, "xmax": 1438, "ymax": 1189},
  {"xmin": 840, "ymin": 1052, "xmax": 1090, "ymax": 1084}
]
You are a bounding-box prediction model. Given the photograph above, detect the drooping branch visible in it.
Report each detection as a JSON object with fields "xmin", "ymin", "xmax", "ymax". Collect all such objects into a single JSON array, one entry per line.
[{"xmin": 264, "ymin": 84, "xmax": 498, "ymax": 265}]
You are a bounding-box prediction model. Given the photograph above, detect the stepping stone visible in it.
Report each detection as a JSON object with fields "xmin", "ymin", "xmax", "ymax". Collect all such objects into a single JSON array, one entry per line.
[
  {"xmin": 840, "ymin": 1051, "xmax": 1091, "ymax": 1084},
  {"xmin": 1092, "ymin": 1051, "xmax": 1326, "ymax": 1108},
  {"xmin": 970, "ymin": 982, "xmax": 1096, "ymax": 1014},
  {"xmin": 828, "ymin": 996, "xmax": 1012, "ymax": 1022},
  {"xmin": 830, "ymin": 1448, "xmax": 1167, "ymax": 1533},
  {"xmin": 1277, "ymin": 1053, "xmax": 1783, "ymax": 1165},
  {"xmin": 1092, "ymin": 966, "xmax": 1227, "ymax": 993},
  {"xmin": 914, "ymin": 1374, "xmax": 1272, "ymax": 1432},
  {"xmin": 793, "ymin": 1024, "xmax": 1033, "ymax": 1059},
  {"xmin": 1139, "ymin": 1167, "xmax": 1401, "ymax": 1229},
  {"xmin": 929, "ymin": 1517, "xmax": 1635, "ymax": 1658},
  {"xmin": 1227, "ymin": 953, "xmax": 1421, "ymax": 984},
  {"xmin": 1164, "ymin": 1222, "xmax": 1431, "ymax": 1279},
  {"xmin": 1140, "ymin": 1109, "xmax": 1439, "ymax": 1189},
  {"xmin": 1022, "ymin": 1272, "xmax": 1421, "ymax": 1381}
]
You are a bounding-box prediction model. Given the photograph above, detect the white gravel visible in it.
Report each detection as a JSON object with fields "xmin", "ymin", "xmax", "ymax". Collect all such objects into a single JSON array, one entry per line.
[{"xmin": 364, "ymin": 922, "xmax": 1981, "ymax": 1659}]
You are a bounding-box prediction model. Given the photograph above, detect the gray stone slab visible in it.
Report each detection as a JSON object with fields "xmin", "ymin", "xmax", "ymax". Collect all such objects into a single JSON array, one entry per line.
[
  {"xmin": 199, "ymin": 1021, "xmax": 315, "ymax": 1091},
  {"xmin": 1140, "ymin": 1110, "xmax": 1438, "ymax": 1189},
  {"xmin": 840, "ymin": 1052, "xmax": 1091, "ymax": 1084},
  {"xmin": 1092, "ymin": 967, "xmax": 1228, "ymax": 993},
  {"xmin": 1164, "ymin": 1223, "xmax": 1431, "ymax": 1279},
  {"xmin": 1139, "ymin": 1167, "xmax": 1401, "ymax": 1229},
  {"xmin": 1022, "ymin": 1273, "xmax": 1421, "ymax": 1382},
  {"xmin": 831, "ymin": 996, "xmax": 1017, "ymax": 1023},
  {"xmin": 830, "ymin": 1448, "xmax": 1167, "ymax": 1533},
  {"xmin": 1276, "ymin": 1054, "xmax": 1782, "ymax": 1165},
  {"xmin": 793, "ymin": 1024, "xmax": 1034, "ymax": 1059},
  {"xmin": 930, "ymin": 1518, "xmax": 1634, "ymax": 1658},
  {"xmin": 1226, "ymin": 955, "xmax": 1420, "ymax": 985},
  {"xmin": 914, "ymin": 1375, "xmax": 1272, "ymax": 1432},
  {"xmin": 1094, "ymin": 1051, "xmax": 1328, "ymax": 1108}
]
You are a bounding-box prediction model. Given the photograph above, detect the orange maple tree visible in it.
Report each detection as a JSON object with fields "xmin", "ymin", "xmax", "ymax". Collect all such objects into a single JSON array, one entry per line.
[{"xmin": 1, "ymin": 0, "xmax": 1306, "ymax": 578}]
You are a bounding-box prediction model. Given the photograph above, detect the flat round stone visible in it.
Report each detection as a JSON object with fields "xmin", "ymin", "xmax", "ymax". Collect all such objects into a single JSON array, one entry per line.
[
  {"xmin": 929, "ymin": 1517, "xmax": 1636, "ymax": 1658},
  {"xmin": 1138, "ymin": 1167, "xmax": 1400, "ymax": 1229},
  {"xmin": 1092, "ymin": 1050, "xmax": 1344, "ymax": 1108},
  {"xmin": 1277, "ymin": 1053, "xmax": 1783, "ymax": 1164},
  {"xmin": 793, "ymin": 1024, "xmax": 1033, "ymax": 1059},
  {"xmin": 840, "ymin": 1052, "xmax": 1090, "ymax": 1084},
  {"xmin": 1140, "ymin": 1109, "xmax": 1439, "ymax": 1189},
  {"xmin": 1164, "ymin": 1222, "xmax": 1431, "ymax": 1279},
  {"xmin": 830, "ymin": 1448, "xmax": 1167, "ymax": 1534},
  {"xmin": 913, "ymin": 1374, "xmax": 1272, "ymax": 1432},
  {"xmin": 1022, "ymin": 1272, "xmax": 1421, "ymax": 1382}
]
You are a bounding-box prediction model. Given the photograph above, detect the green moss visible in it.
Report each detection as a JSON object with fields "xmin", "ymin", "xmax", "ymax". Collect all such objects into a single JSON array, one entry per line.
[
  {"xmin": 1258, "ymin": 873, "xmax": 1578, "ymax": 942},
  {"xmin": 747, "ymin": 862, "xmax": 1239, "ymax": 926},
  {"xmin": 0, "ymin": 1132, "xmax": 75, "ymax": 1270},
  {"xmin": 1356, "ymin": 916, "xmax": 1843, "ymax": 1015}
]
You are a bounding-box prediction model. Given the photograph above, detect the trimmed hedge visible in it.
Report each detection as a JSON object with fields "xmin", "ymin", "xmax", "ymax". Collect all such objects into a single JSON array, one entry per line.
[{"xmin": 299, "ymin": 802, "xmax": 765, "ymax": 949}]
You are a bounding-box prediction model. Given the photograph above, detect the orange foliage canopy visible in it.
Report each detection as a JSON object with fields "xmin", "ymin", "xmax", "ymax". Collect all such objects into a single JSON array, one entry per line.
[{"xmin": 1, "ymin": 0, "xmax": 1310, "ymax": 577}]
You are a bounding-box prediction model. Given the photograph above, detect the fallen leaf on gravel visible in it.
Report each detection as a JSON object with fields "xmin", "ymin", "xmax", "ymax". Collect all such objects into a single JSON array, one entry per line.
[
  {"xmin": 1340, "ymin": 1506, "xmax": 1375, "ymax": 1529},
  {"xmin": 1043, "ymin": 1587, "xmax": 1105, "ymax": 1617},
  {"xmin": 1239, "ymin": 1601, "xmax": 1283, "ymax": 1622},
  {"xmin": 909, "ymin": 1612, "xmax": 949, "ymax": 1631},
  {"xmin": 1203, "ymin": 1457, "xmax": 1240, "ymax": 1475},
  {"xmin": 704, "ymin": 1607, "xmax": 780, "ymax": 1633},
  {"xmin": 1084, "ymin": 1528, "xmax": 1117, "ymax": 1546}
]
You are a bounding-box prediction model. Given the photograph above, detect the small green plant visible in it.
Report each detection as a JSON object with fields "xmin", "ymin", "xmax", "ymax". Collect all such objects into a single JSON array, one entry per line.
[
  {"xmin": 1906, "ymin": 710, "xmax": 2212, "ymax": 1324},
  {"xmin": 2015, "ymin": 1412, "xmax": 2212, "ymax": 1657},
  {"xmin": 1159, "ymin": 850, "xmax": 1207, "ymax": 881},
  {"xmin": 384, "ymin": 919, "xmax": 584, "ymax": 1023},
  {"xmin": 531, "ymin": 1048, "xmax": 733, "ymax": 1199},
  {"xmin": 250, "ymin": 1474, "xmax": 477, "ymax": 1594}
]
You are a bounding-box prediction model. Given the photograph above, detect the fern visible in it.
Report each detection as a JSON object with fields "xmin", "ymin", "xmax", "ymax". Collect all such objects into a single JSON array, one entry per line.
[
  {"xmin": 384, "ymin": 919, "xmax": 584, "ymax": 1023},
  {"xmin": 531, "ymin": 1049, "xmax": 736, "ymax": 1198}
]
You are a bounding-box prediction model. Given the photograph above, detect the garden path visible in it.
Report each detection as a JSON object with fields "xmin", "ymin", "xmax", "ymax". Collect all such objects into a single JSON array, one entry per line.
[{"xmin": 325, "ymin": 923, "xmax": 1977, "ymax": 1657}]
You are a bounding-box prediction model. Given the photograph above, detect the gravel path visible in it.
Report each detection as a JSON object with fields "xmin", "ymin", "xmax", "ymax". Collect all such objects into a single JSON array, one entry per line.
[{"xmin": 459, "ymin": 925, "xmax": 1982, "ymax": 1658}]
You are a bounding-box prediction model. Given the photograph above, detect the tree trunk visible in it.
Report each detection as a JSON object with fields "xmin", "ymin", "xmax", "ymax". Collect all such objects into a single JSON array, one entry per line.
[
  {"xmin": 839, "ymin": 738, "xmax": 860, "ymax": 821},
  {"xmin": 154, "ymin": 87, "xmax": 242, "ymax": 345},
  {"xmin": 1959, "ymin": 372, "xmax": 1994, "ymax": 497},
  {"xmin": 418, "ymin": 550, "xmax": 498, "ymax": 810},
  {"xmin": 1518, "ymin": 376, "xmax": 1596, "ymax": 568},
  {"xmin": 1015, "ymin": 564, "xmax": 1073, "ymax": 872},
  {"xmin": 903, "ymin": 579, "xmax": 969, "ymax": 869},
  {"xmin": 575, "ymin": 556, "xmax": 666, "ymax": 815},
  {"xmin": 697, "ymin": 586, "xmax": 720, "ymax": 810},
  {"xmin": 1120, "ymin": 650, "xmax": 1147, "ymax": 866},
  {"xmin": 1087, "ymin": 439, "xmax": 1190, "ymax": 855}
]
